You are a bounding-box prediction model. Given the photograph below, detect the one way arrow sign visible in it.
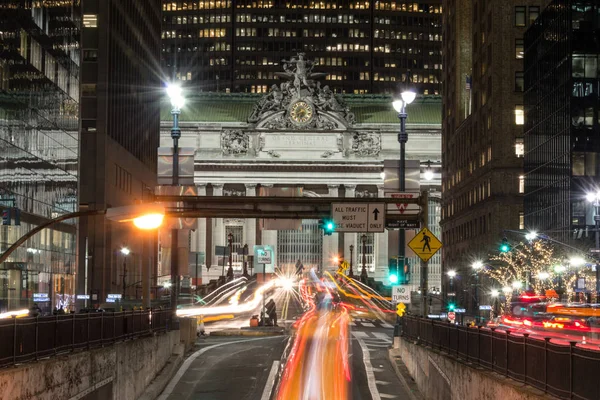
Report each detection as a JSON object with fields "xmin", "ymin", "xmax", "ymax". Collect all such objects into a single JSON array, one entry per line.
[{"xmin": 367, "ymin": 203, "xmax": 385, "ymax": 232}]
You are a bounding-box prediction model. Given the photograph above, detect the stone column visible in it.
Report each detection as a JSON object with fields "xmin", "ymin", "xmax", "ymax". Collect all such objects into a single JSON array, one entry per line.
[
  {"xmin": 260, "ymin": 185, "xmax": 277, "ymax": 251},
  {"xmin": 212, "ymin": 184, "xmax": 224, "ymax": 268},
  {"xmin": 375, "ymin": 185, "xmax": 389, "ymax": 281},
  {"xmin": 343, "ymin": 185, "xmax": 357, "ymax": 272},
  {"xmin": 322, "ymin": 185, "xmax": 339, "ymax": 273},
  {"xmin": 192, "ymin": 184, "xmax": 207, "ymax": 284},
  {"xmin": 244, "ymin": 184, "xmax": 257, "ymax": 250}
]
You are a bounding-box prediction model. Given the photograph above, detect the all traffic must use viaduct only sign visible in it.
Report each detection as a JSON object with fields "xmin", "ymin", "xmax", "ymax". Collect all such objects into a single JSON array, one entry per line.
[{"xmin": 331, "ymin": 203, "xmax": 385, "ymax": 233}]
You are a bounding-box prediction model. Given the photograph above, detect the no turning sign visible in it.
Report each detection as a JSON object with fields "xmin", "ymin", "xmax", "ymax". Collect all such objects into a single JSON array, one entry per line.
[{"xmin": 392, "ymin": 285, "xmax": 411, "ymax": 303}]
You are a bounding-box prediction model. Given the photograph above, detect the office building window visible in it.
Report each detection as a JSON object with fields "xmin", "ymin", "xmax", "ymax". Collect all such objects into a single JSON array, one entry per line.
[
  {"xmin": 519, "ymin": 176, "xmax": 525, "ymax": 193},
  {"xmin": 515, "ymin": 39, "xmax": 524, "ymax": 59},
  {"xmin": 515, "ymin": 105, "xmax": 524, "ymax": 125},
  {"xmin": 519, "ymin": 212, "xmax": 524, "ymax": 230},
  {"xmin": 529, "ymin": 6, "xmax": 540, "ymax": 25},
  {"xmin": 515, "ymin": 72, "xmax": 524, "ymax": 92},
  {"xmin": 515, "ymin": 6, "xmax": 526, "ymax": 27},
  {"xmin": 83, "ymin": 14, "xmax": 97, "ymax": 28},
  {"xmin": 515, "ymin": 138, "xmax": 524, "ymax": 157}
]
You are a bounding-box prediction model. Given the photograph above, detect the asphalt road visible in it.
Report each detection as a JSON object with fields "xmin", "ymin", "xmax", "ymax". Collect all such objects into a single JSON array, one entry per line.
[
  {"xmin": 158, "ymin": 336, "xmax": 288, "ymax": 400},
  {"xmin": 350, "ymin": 318, "xmax": 413, "ymax": 400}
]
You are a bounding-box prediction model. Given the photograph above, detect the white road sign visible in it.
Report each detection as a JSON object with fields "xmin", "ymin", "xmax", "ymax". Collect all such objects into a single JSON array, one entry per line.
[
  {"xmin": 331, "ymin": 203, "xmax": 385, "ymax": 233},
  {"xmin": 386, "ymin": 192, "xmax": 420, "ymax": 215},
  {"xmin": 257, "ymin": 250, "xmax": 272, "ymax": 264},
  {"xmin": 392, "ymin": 285, "xmax": 411, "ymax": 303}
]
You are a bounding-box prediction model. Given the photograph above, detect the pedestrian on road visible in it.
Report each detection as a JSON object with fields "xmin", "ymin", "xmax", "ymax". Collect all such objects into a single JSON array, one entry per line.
[
  {"xmin": 29, "ymin": 303, "xmax": 42, "ymax": 317},
  {"xmin": 266, "ymin": 299, "xmax": 278, "ymax": 326}
]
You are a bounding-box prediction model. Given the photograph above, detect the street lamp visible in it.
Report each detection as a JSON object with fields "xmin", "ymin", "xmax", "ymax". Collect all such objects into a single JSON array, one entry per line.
[
  {"xmin": 525, "ymin": 231, "xmax": 538, "ymax": 241},
  {"xmin": 121, "ymin": 247, "xmax": 130, "ymax": 296},
  {"xmin": 349, "ymin": 245, "xmax": 354, "ymax": 278},
  {"xmin": 360, "ymin": 234, "xmax": 368, "ymax": 283},
  {"xmin": 167, "ymin": 83, "xmax": 185, "ymax": 314},
  {"xmin": 471, "ymin": 261, "xmax": 483, "ymax": 323},
  {"xmin": 227, "ymin": 232, "xmax": 234, "ymax": 281},
  {"xmin": 423, "ymin": 160, "xmax": 434, "ymax": 181},
  {"xmin": 586, "ymin": 191, "xmax": 600, "ymax": 300},
  {"xmin": 392, "ymin": 88, "xmax": 417, "ymax": 313}
]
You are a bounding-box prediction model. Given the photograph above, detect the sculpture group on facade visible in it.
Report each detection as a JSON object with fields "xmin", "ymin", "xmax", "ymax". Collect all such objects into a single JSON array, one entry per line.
[{"xmin": 248, "ymin": 53, "xmax": 356, "ymax": 129}]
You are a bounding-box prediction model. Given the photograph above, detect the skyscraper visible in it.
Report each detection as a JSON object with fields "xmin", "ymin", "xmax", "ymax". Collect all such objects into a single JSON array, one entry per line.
[
  {"xmin": 524, "ymin": 0, "xmax": 600, "ymax": 245},
  {"xmin": 161, "ymin": 0, "xmax": 442, "ymax": 95},
  {"xmin": 441, "ymin": 0, "xmax": 550, "ymax": 311},
  {"xmin": 78, "ymin": 0, "xmax": 162, "ymax": 305},
  {"xmin": 0, "ymin": 1, "xmax": 80, "ymax": 313}
]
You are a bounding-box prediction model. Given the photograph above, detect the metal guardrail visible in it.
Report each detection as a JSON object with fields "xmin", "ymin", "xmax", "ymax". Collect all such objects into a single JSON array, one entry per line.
[
  {"xmin": 402, "ymin": 316, "xmax": 600, "ymax": 400},
  {"xmin": 0, "ymin": 309, "xmax": 172, "ymax": 368}
]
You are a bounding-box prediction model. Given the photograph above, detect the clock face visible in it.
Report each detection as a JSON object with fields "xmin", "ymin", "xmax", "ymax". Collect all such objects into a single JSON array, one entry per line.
[{"xmin": 289, "ymin": 101, "xmax": 314, "ymax": 124}]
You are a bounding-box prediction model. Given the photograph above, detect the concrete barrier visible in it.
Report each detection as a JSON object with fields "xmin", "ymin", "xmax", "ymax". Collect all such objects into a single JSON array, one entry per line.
[
  {"xmin": 395, "ymin": 337, "xmax": 555, "ymax": 400},
  {"xmin": 0, "ymin": 323, "xmax": 196, "ymax": 400}
]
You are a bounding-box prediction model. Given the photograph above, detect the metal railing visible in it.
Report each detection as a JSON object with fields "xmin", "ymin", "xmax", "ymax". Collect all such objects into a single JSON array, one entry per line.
[
  {"xmin": 402, "ymin": 316, "xmax": 600, "ymax": 400},
  {"xmin": 0, "ymin": 309, "xmax": 172, "ymax": 368}
]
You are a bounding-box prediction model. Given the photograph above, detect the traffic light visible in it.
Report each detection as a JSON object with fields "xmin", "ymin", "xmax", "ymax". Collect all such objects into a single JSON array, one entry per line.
[
  {"xmin": 448, "ymin": 303, "xmax": 456, "ymax": 311},
  {"xmin": 319, "ymin": 218, "xmax": 336, "ymax": 235},
  {"xmin": 389, "ymin": 273, "xmax": 399, "ymax": 284},
  {"xmin": 1, "ymin": 209, "xmax": 10, "ymax": 225},
  {"xmin": 396, "ymin": 302, "xmax": 406, "ymax": 317},
  {"xmin": 499, "ymin": 237, "xmax": 510, "ymax": 253}
]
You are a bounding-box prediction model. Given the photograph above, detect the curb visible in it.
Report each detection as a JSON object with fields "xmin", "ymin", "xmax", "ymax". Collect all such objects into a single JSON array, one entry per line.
[
  {"xmin": 388, "ymin": 347, "xmax": 424, "ymax": 400},
  {"xmin": 138, "ymin": 345, "xmax": 185, "ymax": 400},
  {"xmin": 209, "ymin": 329, "xmax": 286, "ymax": 337}
]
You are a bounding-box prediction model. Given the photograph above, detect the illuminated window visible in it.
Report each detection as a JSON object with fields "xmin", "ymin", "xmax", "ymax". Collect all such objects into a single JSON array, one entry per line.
[
  {"xmin": 515, "ymin": 138, "xmax": 524, "ymax": 157},
  {"xmin": 519, "ymin": 176, "xmax": 525, "ymax": 193},
  {"xmin": 515, "ymin": 105, "xmax": 524, "ymax": 125},
  {"xmin": 515, "ymin": 39, "xmax": 524, "ymax": 59},
  {"xmin": 83, "ymin": 14, "xmax": 97, "ymax": 28},
  {"xmin": 519, "ymin": 212, "xmax": 524, "ymax": 230}
]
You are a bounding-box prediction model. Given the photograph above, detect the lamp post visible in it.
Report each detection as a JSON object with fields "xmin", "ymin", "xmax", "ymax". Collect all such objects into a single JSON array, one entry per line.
[
  {"xmin": 167, "ymin": 84, "xmax": 185, "ymax": 314},
  {"xmin": 392, "ymin": 88, "xmax": 416, "ymax": 304},
  {"xmin": 121, "ymin": 247, "xmax": 130, "ymax": 297},
  {"xmin": 242, "ymin": 244, "xmax": 249, "ymax": 277},
  {"xmin": 227, "ymin": 232, "xmax": 234, "ymax": 281},
  {"xmin": 586, "ymin": 191, "xmax": 600, "ymax": 300},
  {"xmin": 349, "ymin": 244, "xmax": 354, "ymax": 278},
  {"xmin": 360, "ymin": 234, "xmax": 368, "ymax": 283},
  {"xmin": 471, "ymin": 261, "xmax": 483, "ymax": 323},
  {"xmin": 447, "ymin": 269, "xmax": 456, "ymax": 301}
]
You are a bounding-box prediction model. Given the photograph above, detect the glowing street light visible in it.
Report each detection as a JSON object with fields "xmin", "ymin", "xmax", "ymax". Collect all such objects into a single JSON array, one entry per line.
[
  {"xmin": 569, "ymin": 257, "xmax": 586, "ymax": 267},
  {"xmin": 490, "ymin": 289, "xmax": 500, "ymax": 297},
  {"xmin": 472, "ymin": 261, "xmax": 484, "ymax": 270},
  {"xmin": 133, "ymin": 213, "xmax": 164, "ymax": 230},
  {"xmin": 537, "ymin": 271, "xmax": 550, "ymax": 280},
  {"xmin": 502, "ymin": 286, "xmax": 512, "ymax": 294},
  {"xmin": 166, "ymin": 83, "xmax": 185, "ymax": 110},
  {"xmin": 554, "ymin": 265, "xmax": 567, "ymax": 273},
  {"xmin": 120, "ymin": 247, "xmax": 130, "ymax": 256},
  {"xmin": 106, "ymin": 204, "xmax": 165, "ymax": 230},
  {"xmin": 447, "ymin": 270, "xmax": 457, "ymax": 278},
  {"xmin": 525, "ymin": 231, "xmax": 538, "ymax": 241},
  {"xmin": 512, "ymin": 281, "xmax": 523, "ymax": 289}
]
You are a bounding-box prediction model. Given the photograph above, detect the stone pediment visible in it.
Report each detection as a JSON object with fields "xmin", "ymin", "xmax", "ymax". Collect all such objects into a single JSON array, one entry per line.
[{"xmin": 247, "ymin": 53, "xmax": 356, "ymax": 130}]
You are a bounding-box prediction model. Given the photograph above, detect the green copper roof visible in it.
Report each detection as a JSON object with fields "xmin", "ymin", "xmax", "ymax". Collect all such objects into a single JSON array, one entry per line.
[{"xmin": 162, "ymin": 93, "xmax": 441, "ymax": 125}]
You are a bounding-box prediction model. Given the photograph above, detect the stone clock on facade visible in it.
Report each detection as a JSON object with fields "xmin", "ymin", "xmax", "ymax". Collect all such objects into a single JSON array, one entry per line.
[{"xmin": 158, "ymin": 52, "xmax": 442, "ymax": 295}]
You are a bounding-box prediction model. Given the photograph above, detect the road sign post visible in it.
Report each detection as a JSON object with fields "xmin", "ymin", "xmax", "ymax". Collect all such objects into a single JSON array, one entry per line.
[
  {"xmin": 257, "ymin": 249, "xmax": 272, "ymax": 325},
  {"xmin": 392, "ymin": 285, "xmax": 411, "ymax": 303}
]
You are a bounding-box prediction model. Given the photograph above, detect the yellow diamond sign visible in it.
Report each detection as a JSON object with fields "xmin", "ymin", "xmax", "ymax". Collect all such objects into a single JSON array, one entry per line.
[
  {"xmin": 408, "ymin": 227, "xmax": 442, "ymax": 262},
  {"xmin": 396, "ymin": 303, "xmax": 406, "ymax": 317}
]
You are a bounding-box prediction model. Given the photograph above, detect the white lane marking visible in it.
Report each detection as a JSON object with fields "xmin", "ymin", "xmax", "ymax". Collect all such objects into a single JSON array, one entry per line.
[
  {"xmin": 375, "ymin": 380, "xmax": 391, "ymax": 385},
  {"xmin": 353, "ymin": 332, "xmax": 381, "ymax": 400},
  {"xmin": 352, "ymin": 331, "xmax": 369, "ymax": 338},
  {"xmin": 380, "ymin": 394, "xmax": 398, "ymax": 398},
  {"xmin": 361, "ymin": 322, "xmax": 376, "ymax": 328},
  {"xmin": 373, "ymin": 332, "xmax": 392, "ymax": 341},
  {"xmin": 381, "ymin": 322, "xmax": 394, "ymax": 329},
  {"xmin": 350, "ymin": 321, "xmax": 356, "ymax": 326},
  {"xmin": 261, "ymin": 360, "xmax": 280, "ymax": 400},
  {"xmin": 158, "ymin": 337, "xmax": 277, "ymax": 400}
]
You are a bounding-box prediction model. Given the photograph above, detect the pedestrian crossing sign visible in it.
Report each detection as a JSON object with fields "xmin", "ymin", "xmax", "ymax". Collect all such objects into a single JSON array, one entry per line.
[
  {"xmin": 407, "ymin": 227, "xmax": 442, "ymax": 262},
  {"xmin": 396, "ymin": 303, "xmax": 406, "ymax": 317}
]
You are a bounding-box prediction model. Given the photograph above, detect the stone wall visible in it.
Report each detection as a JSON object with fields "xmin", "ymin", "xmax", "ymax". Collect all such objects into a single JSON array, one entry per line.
[
  {"xmin": 398, "ymin": 337, "xmax": 553, "ymax": 400},
  {"xmin": 0, "ymin": 323, "xmax": 196, "ymax": 400}
]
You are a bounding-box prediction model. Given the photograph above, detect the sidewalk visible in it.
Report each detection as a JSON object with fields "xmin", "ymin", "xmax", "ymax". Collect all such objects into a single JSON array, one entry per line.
[
  {"xmin": 388, "ymin": 347, "xmax": 424, "ymax": 400},
  {"xmin": 210, "ymin": 326, "xmax": 287, "ymax": 337}
]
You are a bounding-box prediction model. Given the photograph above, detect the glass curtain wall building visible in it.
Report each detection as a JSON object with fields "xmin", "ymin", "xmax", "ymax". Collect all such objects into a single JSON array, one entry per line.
[
  {"xmin": 0, "ymin": 1, "xmax": 80, "ymax": 313},
  {"xmin": 161, "ymin": 0, "xmax": 442, "ymax": 94},
  {"xmin": 523, "ymin": 0, "xmax": 600, "ymax": 244}
]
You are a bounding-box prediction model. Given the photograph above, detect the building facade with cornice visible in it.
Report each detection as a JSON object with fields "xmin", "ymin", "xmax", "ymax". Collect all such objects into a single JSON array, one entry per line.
[{"xmin": 159, "ymin": 64, "xmax": 442, "ymax": 292}]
